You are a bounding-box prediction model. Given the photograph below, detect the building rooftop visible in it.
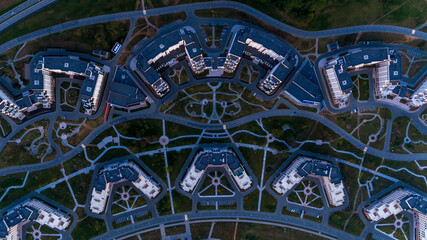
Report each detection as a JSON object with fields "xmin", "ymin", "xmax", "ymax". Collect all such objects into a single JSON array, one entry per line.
[
  {"xmin": 80, "ymin": 64, "xmax": 100, "ymax": 98},
  {"xmin": 108, "ymin": 66, "xmax": 147, "ymax": 108},
  {"xmin": 142, "ymin": 31, "xmax": 182, "ymax": 61},
  {"xmin": 135, "ymin": 55, "xmax": 162, "ymax": 85},
  {"xmin": 43, "ymin": 56, "xmax": 88, "ymax": 73},
  {"xmin": 228, "ymin": 28, "xmax": 248, "ymax": 57},
  {"xmin": 181, "ymin": 147, "xmax": 252, "ymax": 192},
  {"xmin": 94, "ymin": 163, "xmax": 140, "ymax": 191},
  {"xmin": 285, "ymin": 59, "xmax": 323, "ymax": 105},
  {"xmin": 246, "ymin": 28, "xmax": 289, "ymax": 59},
  {"xmin": 344, "ymin": 48, "xmax": 388, "ymax": 68},
  {"xmin": 194, "ymin": 147, "xmax": 242, "ymax": 176},
  {"xmin": 273, "ymin": 156, "xmax": 345, "ymax": 206},
  {"xmin": 0, "ymin": 198, "xmax": 71, "ymax": 239},
  {"xmin": 388, "ymin": 49, "xmax": 402, "ymax": 81},
  {"xmin": 90, "ymin": 160, "xmax": 160, "ymax": 213},
  {"xmin": 333, "ymin": 61, "xmax": 353, "ymax": 91},
  {"xmin": 180, "ymin": 29, "xmax": 202, "ymax": 60},
  {"xmin": 271, "ymin": 58, "xmax": 293, "ymax": 81}
]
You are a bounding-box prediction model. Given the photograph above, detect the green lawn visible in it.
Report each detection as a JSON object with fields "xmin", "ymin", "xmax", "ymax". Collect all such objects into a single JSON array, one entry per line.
[
  {"xmin": 260, "ymin": 191, "xmax": 277, "ymax": 213},
  {"xmin": 0, "ymin": 172, "xmax": 27, "ymax": 197},
  {"xmin": 68, "ymin": 171, "xmax": 93, "ymax": 204},
  {"xmin": 0, "ymin": 0, "xmax": 139, "ymax": 45},
  {"xmin": 172, "ymin": 190, "xmax": 192, "ymax": 213},
  {"xmin": 63, "ymin": 152, "xmax": 91, "ymax": 174},
  {"xmin": 0, "ymin": 120, "xmax": 56, "ymax": 168},
  {"xmin": 139, "ymin": 153, "xmax": 167, "ymax": 183},
  {"xmin": 0, "ymin": 167, "xmax": 63, "ymax": 208},
  {"xmin": 41, "ymin": 181, "xmax": 75, "ymax": 210},
  {"xmin": 236, "ymin": 222, "xmax": 328, "ymax": 240},
  {"xmin": 192, "ymin": 0, "xmax": 425, "ymax": 31},
  {"xmin": 157, "ymin": 192, "xmax": 172, "ymax": 216},
  {"xmin": 167, "ymin": 149, "xmax": 192, "ymax": 184},
  {"xmin": 0, "ymin": 0, "xmax": 25, "ymax": 14},
  {"xmin": 71, "ymin": 217, "xmax": 107, "ymax": 240},
  {"xmin": 243, "ymin": 189, "xmax": 259, "ymax": 211},
  {"xmin": 238, "ymin": 148, "xmax": 264, "ymax": 181},
  {"xmin": 0, "ymin": 116, "xmax": 12, "ymax": 137},
  {"xmin": 96, "ymin": 148, "xmax": 132, "ymax": 163},
  {"xmin": 390, "ymin": 116, "xmax": 410, "ymax": 153},
  {"xmin": 357, "ymin": 78, "xmax": 370, "ymax": 101},
  {"xmin": 18, "ymin": 20, "xmax": 129, "ymax": 59},
  {"xmin": 190, "ymin": 222, "xmax": 211, "ymax": 240}
]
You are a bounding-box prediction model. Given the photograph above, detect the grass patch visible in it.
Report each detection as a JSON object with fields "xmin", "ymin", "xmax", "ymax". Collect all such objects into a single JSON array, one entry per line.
[
  {"xmin": 0, "ymin": 116, "xmax": 12, "ymax": 137},
  {"xmin": 18, "ymin": 20, "xmax": 129, "ymax": 58},
  {"xmin": 139, "ymin": 153, "xmax": 166, "ymax": 183},
  {"xmin": 71, "ymin": 217, "xmax": 106, "ymax": 240},
  {"xmin": 356, "ymin": 78, "xmax": 369, "ymax": 101},
  {"xmin": 63, "ymin": 152, "xmax": 91, "ymax": 174},
  {"xmin": 167, "ymin": 149, "xmax": 192, "ymax": 184},
  {"xmin": 0, "ymin": 166, "xmax": 62, "ymax": 208},
  {"xmin": 157, "ymin": 192, "xmax": 172, "ymax": 216},
  {"xmin": 172, "ymin": 190, "xmax": 192, "ymax": 213},
  {"xmin": 0, "ymin": 0, "xmax": 139, "ymax": 45},
  {"xmin": 68, "ymin": 171, "xmax": 93, "ymax": 204},
  {"xmin": 390, "ymin": 116, "xmax": 410, "ymax": 153},
  {"xmin": 243, "ymin": 189, "xmax": 259, "ymax": 211},
  {"xmin": 239, "ymin": 148, "xmax": 263, "ymax": 182},
  {"xmin": 40, "ymin": 181, "xmax": 74, "ymax": 210},
  {"xmin": 190, "ymin": 222, "xmax": 211, "ymax": 240},
  {"xmin": 237, "ymin": 222, "xmax": 326, "ymax": 239},
  {"xmin": 260, "ymin": 191, "xmax": 277, "ymax": 213}
]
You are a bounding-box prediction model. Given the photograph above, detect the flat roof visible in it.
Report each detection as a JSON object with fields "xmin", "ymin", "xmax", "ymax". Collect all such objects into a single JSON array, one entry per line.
[
  {"xmin": 389, "ymin": 49, "xmax": 402, "ymax": 81},
  {"xmin": 228, "ymin": 28, "xmax": 248, "ymax": 57},
  {"xmin": 298, "ymin": 159, "xmax": 343, "ymax": 184},
  {"xmin": 286, "ymin": 60, "xmax": 323, "ymax": 103},
  {"xmin": 180, "ymin": 29, "xmax": 202, "ymax": 59},
  {"xmin": 142, "ymin": 31, "xmax": 182, "ymax": 60},
  {"xmin": 94, "ymin": 162, "xmax": 140, "ymax": 191},
  {"xmin": 80, "ymin": 63, "xmax": 100, "ymax": 98},
  {"xmin": 333, "ymin": 62, "xmax": 353, "ymax": 91},
  {"xmin": 43, "ymin": 56, "xmax": 88, "ymax": 73},
  {"xmin": 344, "ymin": 48, "xmax": 388, "ymax": 67},
  {"xmin": 247, "ymin": 28, "xmax": 290, "ymax": 57},
  {"xmin": 108, "ymin": 67, "xmax": 146, "ymax": 108},
  {"xmin": 194, "ymin": 148, "xmax": 243, "ymax": 175},
  {"xmin": 271, "ymin": 53, "xmax": 296, "ymax": 81},
  {"xmin": 135, "ymin": 55, "xmax": 161, "ymax": 85}
]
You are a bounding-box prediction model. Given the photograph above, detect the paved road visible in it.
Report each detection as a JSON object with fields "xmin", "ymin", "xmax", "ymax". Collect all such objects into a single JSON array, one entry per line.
[
  {"xmin": 0, "ymin": 0, "xmax": 59, "ymax": 32},
  {"xmin": 92, "ymin": 210, "xmax": 359, "ymax": 240},
  {"xmin": 0, "ymin": 4, "xmax": 425, "ymax": 239},
  {"xmin": 1, "ymin": 1, "xmax": 427, "ymax": 55},
  {"xmin": 1, "ymin": 107, "xmax": 425, "ymax": 177}
]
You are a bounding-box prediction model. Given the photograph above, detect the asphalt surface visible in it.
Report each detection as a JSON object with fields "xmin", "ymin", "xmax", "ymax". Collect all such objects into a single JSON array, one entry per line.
[
  {"xmin": 0, "ymin": 0, "xmax": 59, "ymax": 32},
  {"xmin": 0, "ymin": 2, "xmax": 426, "ymax": 240},
  {"xmin": 1, "ymin": 1, "xmax": 427, "ymax": 55}
]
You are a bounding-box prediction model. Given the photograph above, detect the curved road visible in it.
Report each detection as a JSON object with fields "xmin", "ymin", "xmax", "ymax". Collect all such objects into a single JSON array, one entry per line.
[
  {"xmin": 1, "ymin": 1, "xmax": 427, "ymax": 55},
  {"xmin": 91, "ymin": 210, "xmax": 359, "ymax": 240},
  {"xmin": 0, "ymin": 108, "xmax": 425, "ymax": 177}
]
